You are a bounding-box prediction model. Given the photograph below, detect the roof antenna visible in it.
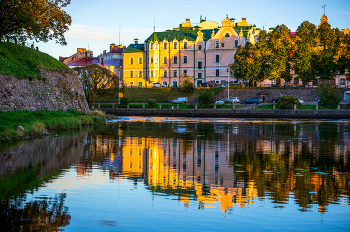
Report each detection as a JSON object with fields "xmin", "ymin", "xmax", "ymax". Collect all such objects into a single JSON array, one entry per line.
[
  {"xmin": 322, "ymin": 4, "xmax": 326, "ymax": 15},
  {"xmin": 119, "ymin": 15, "xmax": 121, "ymax": 45}
]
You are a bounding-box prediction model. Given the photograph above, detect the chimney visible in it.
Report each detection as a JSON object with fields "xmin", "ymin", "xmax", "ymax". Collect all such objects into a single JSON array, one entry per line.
[
  {"xmin": 103, "ymin": 50, "xmax": 106, "ymax": 54},
  {"xmin": 134, "ymin": 38, "xmax": 139, "ymax": 44},
  {"xmin": 101, "ymin": 58, "xmax": 104, "ymax": 66}
]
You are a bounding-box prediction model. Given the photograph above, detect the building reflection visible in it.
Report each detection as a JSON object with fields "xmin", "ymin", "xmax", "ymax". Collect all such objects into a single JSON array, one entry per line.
[{"xmin": 88, "ymin": 121, "xmax": 350, "ymax": 214}]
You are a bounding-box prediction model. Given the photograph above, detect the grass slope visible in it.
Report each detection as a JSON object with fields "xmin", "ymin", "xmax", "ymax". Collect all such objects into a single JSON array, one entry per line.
[
  {"xmin": 0, "ymin": 42, "xmax": 70, "ymax": 79},
  {"xmin": 98, "ymin": 87, "xmax": 225, "ymax": 102},
  {"xmin": 0, "ymin": 110, "xmax": 105, "ymax": 142}
]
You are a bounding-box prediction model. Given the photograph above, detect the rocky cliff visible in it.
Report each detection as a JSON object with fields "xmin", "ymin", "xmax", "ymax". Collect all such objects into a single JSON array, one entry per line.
[{"xmin": 0, "ymin": 69, "xmax": 90, "ymax": 113}]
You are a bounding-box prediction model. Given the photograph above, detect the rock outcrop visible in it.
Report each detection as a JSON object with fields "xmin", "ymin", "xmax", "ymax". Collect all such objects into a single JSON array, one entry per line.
[{"xmin": 0, "ymin": 69, "xmax": 89, "ymax": 114}]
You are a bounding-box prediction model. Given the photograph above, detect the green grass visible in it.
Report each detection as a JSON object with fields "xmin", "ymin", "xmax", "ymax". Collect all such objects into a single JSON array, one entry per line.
[
  {"xmin": 0, "ymin": 110, "xmax": 105, "ymax": 142},
  {"xmin": 0, "ymin": 42, "xmax": 71, "ymax": 80},
  {"xmin": 97, "ymin": 87, "xmax": 225, "ymax": 103}
]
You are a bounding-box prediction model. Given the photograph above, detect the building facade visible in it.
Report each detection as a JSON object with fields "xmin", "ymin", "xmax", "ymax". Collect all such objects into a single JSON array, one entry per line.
[{"xmin": 123, "ymin": 15, "xmax": 260, "ymax": 87}]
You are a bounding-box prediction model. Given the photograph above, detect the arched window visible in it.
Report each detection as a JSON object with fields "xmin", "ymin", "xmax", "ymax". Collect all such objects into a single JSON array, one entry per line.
[{"xmin": 225, "ymin": 33, "xmax": 230, "ymax": 37}]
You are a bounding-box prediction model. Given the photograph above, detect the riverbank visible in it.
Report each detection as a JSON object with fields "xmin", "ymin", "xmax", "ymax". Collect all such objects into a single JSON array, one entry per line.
[
  {"xmin": 98, "ymin": 107, "xmax": 350, "ymax": 119},
  {"xmin": 0, "ymin": 110, "xmax": 106, "ymax": 142}
]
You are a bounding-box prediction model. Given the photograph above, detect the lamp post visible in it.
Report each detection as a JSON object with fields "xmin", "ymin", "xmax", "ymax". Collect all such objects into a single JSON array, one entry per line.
[{"xmin": 227, "ymin": 68, "xmax": 230, "ymax": 100}]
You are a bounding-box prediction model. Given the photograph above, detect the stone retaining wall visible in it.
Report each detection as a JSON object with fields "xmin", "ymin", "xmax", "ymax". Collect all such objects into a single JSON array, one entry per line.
[
  {"xmin": 0, "ymin": 69, "xmax": 90, "ymax": 113},
  {"xmin": 214, "ymin": 88, "xmax": 348, "ymax": 102}
]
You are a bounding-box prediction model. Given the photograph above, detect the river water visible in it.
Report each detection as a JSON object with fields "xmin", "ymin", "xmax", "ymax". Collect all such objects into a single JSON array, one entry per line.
[{"xmin": 0, "ymin": 117, "xmax": 349, "ymax": 231}]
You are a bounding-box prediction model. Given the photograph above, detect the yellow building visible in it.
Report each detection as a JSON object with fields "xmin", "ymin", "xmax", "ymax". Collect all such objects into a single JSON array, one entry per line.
[{"xmin": 123, "ymin": 39, "xmax": 149, "ymax": 88}]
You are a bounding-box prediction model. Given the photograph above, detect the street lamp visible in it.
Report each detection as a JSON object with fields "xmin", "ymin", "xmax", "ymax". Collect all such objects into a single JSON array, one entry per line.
[{"xmin": 227, "ymin": 68, "xmax": 230, "ymax": 100}]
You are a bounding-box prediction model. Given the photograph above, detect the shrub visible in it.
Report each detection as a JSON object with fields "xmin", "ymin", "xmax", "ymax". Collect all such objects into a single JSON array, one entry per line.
[
  {"xmin": 26, "ymin": 122, "xmax": 46, "ymax": 136},
  {"xmin": 120, "ymin": 97, "xmax": 129, "ymax": 105},
  {"xmin": 90, "ymin": 110, "xmax": 105, "ymax": 116},
  {"xmin": 224, "ymin": 100, "xmax": 232, "ymax": 104},
  {"xmin": 198, "ymin": 91, "xmax": 213, "ymax": 105},
  {"xmin": 187, "ymin": 103, "xmax": 196, "ymax": 109},
  {"xmin": 318, "ymin": 82, "xmax": 340, "ymax": 108},
  {"xmin": 179, "ymin": 74, "xmax": 195, "ymax": 92},
  {"xmin": 147, "ymin": 99, "xmax": 156, "ymax": 108},
  {"xmin": 278, "ymin": 96, "xmax": 300, "ymax": 109}
]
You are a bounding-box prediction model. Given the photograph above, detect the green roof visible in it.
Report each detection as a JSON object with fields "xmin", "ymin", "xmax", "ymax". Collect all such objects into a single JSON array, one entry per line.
[
  {"xmin": 124, "ymin": 43, "xmax": 144, "ymax": 53},
  {"xmin": 144, "ymin": 28, "xmax": 219, "ymax": 43}
]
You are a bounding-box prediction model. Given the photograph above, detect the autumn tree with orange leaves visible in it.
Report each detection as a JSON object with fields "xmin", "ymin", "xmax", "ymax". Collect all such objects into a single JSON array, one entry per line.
[{"xmin": 0, "ymin": 0, "xmax": 72, "ymax": 45}]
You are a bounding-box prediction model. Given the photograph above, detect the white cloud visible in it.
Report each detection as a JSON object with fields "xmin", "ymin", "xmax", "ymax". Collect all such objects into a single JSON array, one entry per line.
[{"xmin": 340, "ymin": 11, "xmax": 350, "ymax": 14}]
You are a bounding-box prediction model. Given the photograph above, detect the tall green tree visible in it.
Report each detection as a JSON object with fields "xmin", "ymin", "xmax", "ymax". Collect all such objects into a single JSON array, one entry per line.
[
  {"xmin": 74, "ymin": 64, "xmax": 119, "ymax": 105},
  {"xmin": 255, "ymin": 30, "xmax": 272, "ymax": 81},
  {"xmin": 267, "ymin": 24, "xmax": 294, "ymax": 83},
  {"xmin": 230, "ymin": 42, "xmax": 263, "ymax": 86},
  {"xmin": 338, "ymin": 34, "xmax": 350, "ymax": 79},
  {"xmin": 315, "ymin": 22, "xmax": 342, "ymax": 80},
  {"xmin": 294, "ymin": 21, "xmax": 318, "ymax": 83},
  {"xmin": 0, "ymin": 0, "xmax": 72, "ymax": 45}
]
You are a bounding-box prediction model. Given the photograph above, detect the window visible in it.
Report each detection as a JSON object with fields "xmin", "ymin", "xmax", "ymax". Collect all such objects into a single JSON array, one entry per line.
[
  {"xmin": 164, "ymin": 70, "xmax": 167, "ymax": 77},
  {"xmin": 151, "ymin": 57, "xmax": 153, "ymax": 64},
  {"xmin": 216, "ymin": 69, "xmax": 220, "ymax": 77},
  {"xmin": 164, "ymin": 56, "xmax": 167, "ymax": 64},
  {"xmin": 184, "ymin": 42, "xmax": 187, "ymax": 49},
  {"xmin": 164, "ymin": 43, "xmax": 167, "ymax": 49},
  {"xmin": 183, "ymin": 56, "xmax": 187, "ymax": 64},
  {"xmin": 216, "ymin": 41, "xmax": 219, "ymax": 48},
  {"xmin": 341, "ymin": 78, "xmax": 346, "ymax": 85},
  {"xmin": 221, "ymin": 43, "xmax": 224, "ymax": 47},
  {"xmin": 174, "ymin": 42, "xmax": 177, "ymax": 49},
  {"xmin": 174, "ymin": 70, "xmax": 177, "ymax": 77},
  {"xmin": 225, "ymin": 33, "xmax": 230, "ymax": 37},
  {"xmin": 173, "ymin": 56, "xmax": 178, "ymax": 64},
  {"xmin": 198, "ymin": 72, "xmax": 202, "ymax": 79},
  {"xmin": 235, "ymin": 40, "xmax": 238, "ymax": 48},
  {"xmin": 130, "ymin": 57, "xmax": 134, "ymax": 65},
  {"xmin": 151, "ymin": 43, "xmax": 153, "ymax": 49},
  {"xmin": 130, "ymin": 71, "xmax": 133, "ymax": 78},
  {"xmin": 215, "ymin": 54, "xmax": 220, "ymax": 63},
  {"xmin": 151, "ymin": 70, "xmax": 153, "ymax": 77},
  {"xmin": 198, "ymin": 61, "xmax": 202, "ymax": 69},
  {"xmin": 155, "ymin": 56, "xmax": 158, "ymax": 64},
  {"xmin": 139, "ymin": 71, "xmax": 142, "ymax": 78},
  {"xmin": 184, "ymin": 70, "xmax": 187, "ymax": 74},
  {"xmin": 139, "ymin": 57, "xmax": 142, "ymax": 64},
  {"xmin": 198, "ymin": 44, "xmax": 202, "ymax": 50}
]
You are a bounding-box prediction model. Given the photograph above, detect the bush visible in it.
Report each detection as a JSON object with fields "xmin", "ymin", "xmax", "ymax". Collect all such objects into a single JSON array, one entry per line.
[
  {"xmin": 224, "ymin": 100, "xmax": 232, "ymax": 104},
  {"xmin": 120, "ymin": 97, "xmax": 129, "ymax": 105},
  {"xmin": 187, "ymin": 104, "xmax": 196, "ymax": 109},
  {"xmin": 318, "ymin": 82, "xmax": 340, "ymax": 108},
  {"xmin": 90, "ymin": 110, "xmax": 105, "ymax": 116},
  {"xmin": 147, "ymin": 99, "xmax": 156, "ymax": 108},
  {"xmin": 179, "ymin": 74, "xmax": 194, "ymax": 92},
  {"xmin": 278, "ymin": 96, "xmax": 300, "ymax": 109},
  {"xmin": 198, "ymin": 91, "xmax": 213, "ymax": 105}
]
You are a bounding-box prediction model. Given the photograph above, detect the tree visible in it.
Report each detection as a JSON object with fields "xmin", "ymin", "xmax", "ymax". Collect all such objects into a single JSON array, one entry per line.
[
  {"xmin": 318, "ymin": 82, "xmax": 340, "ymax": 108},
  {"xmin": 0, "ymin": 0, "xmax": 72, "ymax": 45},
  {"xmin": 315, "ymin": 22, "xmax": 342, "ymax": 80},
  {"xmin": 338, "ymin": 34, "xmax": 350, "ymax": 79},
  {"xmin": 267, "ymin": 25, "xmax": 294, "ymax": 83},
  {"xmin": 230, "ymin": 42, "xmax": 263, "ymax": 86},
  {"xmin": 293, "ymin": 21, "xmax": 318, "ymax": 83},
  {"xmin": 179, "ymin": 73, "xmax": 194, "ymax": 92},
  {"xmin": 73, "ymin": 64, "xmax": 119, "ymax": 105}
]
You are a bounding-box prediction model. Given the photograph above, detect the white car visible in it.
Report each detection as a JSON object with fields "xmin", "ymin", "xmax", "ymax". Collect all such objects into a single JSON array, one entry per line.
[
  {"xmin": 215, "ymin": 99, "xmax": 229, "ymax": 104},
  {"xmin": 152, "ymin": 83, "xmax": 166, "ymax": 87},
  {"xmin": 298, "ymin": 99, "xmax": 304, "ymax": 104},
  {"xmin": 171, "ymin": 97, "xmax": 188, "ymax": 103},
  {"xmin": 229, "ymin": 97, "xmax": 240, "ymax": 103}
]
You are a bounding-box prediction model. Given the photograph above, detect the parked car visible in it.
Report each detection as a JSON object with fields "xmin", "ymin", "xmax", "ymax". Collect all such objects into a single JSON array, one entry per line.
[
  {"xmin": 152, "ymin": 83, "xmax": 166, "ymax": 87},
  {"xmin": 199, "ymin": 83, "xmax": 213, "ymax": 87},
  {"xmin": 229, "ymin": 97, "xmax": 240, "ymax": 103},
  {"xmin": 215, "ymin": 98, "xmax": 229, "ymax": 104},
  {"xmin": 240, "ymin": 98, "xmax": 262, "ymax": 104},
  {"xmin": 271, "ymin": 97, "xmax": 280, "ymax": 103},
  {"xmin": 171, "ymin": 97, "xmax": 188, "ymax": 103},
  {"xmin": 250, "ymin": 97, "xmax": 263, "ymax": 103},
  {"xmin": 298, "ymin": 99, "xmax": 304, "ymax": 104}
]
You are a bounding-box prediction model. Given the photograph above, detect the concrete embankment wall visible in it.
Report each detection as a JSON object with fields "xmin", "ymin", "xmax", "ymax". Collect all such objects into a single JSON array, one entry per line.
[
  {"xmin": 101, "ymin": 108, "xmax": 350, "ymax": 119},
  {"xmin": 0, "ymin": 69, "xmax": 90, "ymax": 113},
  {"xmin": 214, "ymin": 88, "xmax": 348, "ymax": 102}
]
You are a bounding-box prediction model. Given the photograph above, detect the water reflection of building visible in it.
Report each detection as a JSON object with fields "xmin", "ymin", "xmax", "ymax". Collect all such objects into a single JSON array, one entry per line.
[{"xmin": 89, "ymin": 122, "xmax": 350, "ymax": 214}]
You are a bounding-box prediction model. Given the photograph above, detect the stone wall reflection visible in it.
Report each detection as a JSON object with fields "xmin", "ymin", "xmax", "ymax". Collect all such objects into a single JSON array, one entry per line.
[{"xmin": 88, "ymin": 121, "xmax": 350, "ymax": 214}]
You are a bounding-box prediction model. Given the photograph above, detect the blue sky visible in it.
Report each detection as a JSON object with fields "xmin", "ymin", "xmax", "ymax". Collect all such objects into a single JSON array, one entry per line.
[{"xmin": 36, "ymin": 0, "xmax": 350, "ymax": 59}]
